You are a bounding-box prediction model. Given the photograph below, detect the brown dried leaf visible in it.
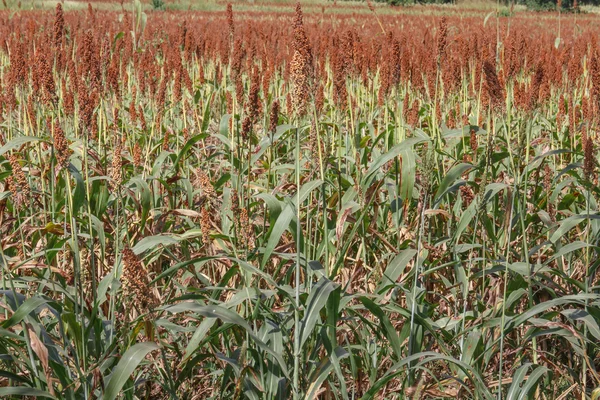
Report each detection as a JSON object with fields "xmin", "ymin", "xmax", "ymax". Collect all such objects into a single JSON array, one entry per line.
[{"xmin": 336, "ymin": 206, "xmax": 354, "ymax": 241}]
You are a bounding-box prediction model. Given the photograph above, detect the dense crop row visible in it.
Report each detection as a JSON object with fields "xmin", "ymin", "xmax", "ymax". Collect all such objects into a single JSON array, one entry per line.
[{"xmin": 0, "ymin": 2, "xmax": 599, "ymax": 399}]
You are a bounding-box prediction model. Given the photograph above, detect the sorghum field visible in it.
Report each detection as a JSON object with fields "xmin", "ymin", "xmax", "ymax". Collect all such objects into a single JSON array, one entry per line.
[{"xmin": 0, "ymin": 0, "xmax": 599, "ymax": 398}]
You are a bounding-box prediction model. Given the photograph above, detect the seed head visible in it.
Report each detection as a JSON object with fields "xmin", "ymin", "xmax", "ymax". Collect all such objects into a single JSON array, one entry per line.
[
  {"xmin": 460, "ymin": 184, "xmax": 474, "ymax": 207},
  {"xmin": 333, "ymin": 46, "xmax": 348, "ymax": 109},
  {"xmin": 543, "ymin": 163, "xmax": 552, "ymax": 194},
  {"xmin": 163, "ymin": 127, "xmax": 172, "ymax": 151},
  {"xmin": 54, "ymin": 3, "xmax": 64, "ymax": 48},
  {"xmin": 139, "ymin": 105, "xmax": 147, "ymax": 131},
  {"xmin": 62, "ymin": 82, "xmax": 74, "ymax": 117},
  {"xmin": 402, "ymin": 92, "xmax": 410, "ymax": 121},
  {"xmin": 226, "ymin": 3, "xmax": 234, "ymax": 39},
  {"xmin": 590, "ymin": 51, "xmax": 600, "ymax": 115},
  {"xmin": 248, "ymin": 70, "xmax": 261, "ymax": 123},
  {"xmin": 129, "ymin": 101, "xmax": 137, "ymax": 126},
  {"xmin": 408, "ymin": 99, "xmax": 420, "ymax": 126},
  {"xmin": 38, "ymin": 52, "xmax": 56, "ymax": 105},
  {"xmin": 315, "ymin": 84, "xmax": 324, "ymax": 114},
  {"xmin": 121, "ymin": 248, "xmax": 158, "ymax": 313},
  {"xmin": 200, "ymin": 207, "xmax": 212, "ymax": 246},
  {"xmin": 133, "ymin": 143, "xmax": 142, "ymax": 168},
  {"xmin": 87, "ymin": 2, "xmax": 95, "ymax": 21},
  {"xmin": 529, "ymin": 65, "xmax": 544, "ymax": 111},
  {"xmin": 196, "ymin": 170, "xmax": 216, "ymax": 200},
  {"xmin": 437, "ymin": 17, "xmax": 448, "ymax": 62},
  {"xmin": 241, "ymin": 116, "xmax": 252, "ymax": 140},
  {"xmin": 391, "ymin": 38, "xmax": 402, "ymax": 87},
  {"xmin": 269, "ymin": 100, "xmax": 280, "ymax": 135},
  {"xmin": 367, "ymin": 0, "xmax": 375, "ymax": 12},
  {"xmin": 231, "ymin": 189, "xmax": 240, "ymax": 215},
  {"xmin": 27, "ymin": 96, "xmax": 37, "ymax": 132},
  {"xmin": 235, "ymin": 76, "xmax": 244, "ymax": 108},
  {"xmin": 8, "ymin": 153, "xmax": 29, "ymax": 209},
  {"xmin": 290, "ymin": 2, "xmax": 313, "ymax": 116},
  {"xmin": 51, "ymin": 121, "xmax": 71, "ymax": 170},
  {"xmin": 198, "ymin": 62, "xmax": 205, "ymax": 85},
  {"xmin": 9, "ymin": 42, "xmax": 26, "ymax": 88},
  {"xmin": 483, "ymin": 61, "xmax": 505, "ymax": 111},
  {"xmin": 173, "ymin": 58, "xmax": 183, "ymax": 104},
  {"xmin": 582, "ymin": 97, "xmax": 592, "ymax": 125},
  {"xmin": 470, "ymin": 128, "xmax": 478, "ymax": 155},
  {"xmin": 238, "ymin": 207, "xmax": 255, "ymax": 249}
]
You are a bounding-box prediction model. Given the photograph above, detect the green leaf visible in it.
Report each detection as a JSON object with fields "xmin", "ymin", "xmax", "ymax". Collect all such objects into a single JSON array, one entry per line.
[
  {"xmin": 232, "ymin": 258, "xmax": 278, "ymax": 288},
  {"xmin": 483, "ymin": 11, "xmax": 494, "ymax": 26},
  {"xmin": 139, "ymin": 12, "xmax": 147, "ymax": 37},
  {"xmin": 127, "ymin": 177, "xmax": 153, "ymax": 232},
  {"xmin": 459, "ymin": 330, "xmax": 482, "ymax": 380},
  {"xmin": 166, "ymin": 304, "xmax": 290, "ymax": 378},
  {"xmin": 219, "ymin": 114, "xmax": 231, "ymax": 138},
  {"xmin": 361, "ymin": 352, "xmax": 493, "ymax": 400},
  {"xmin": 1, "ymin": 296, "xmax": 48, "ymax": 329},
  {"xmin": 198, "ymin": 305, "xmax": 290, "ymax": 378},
  {"xmin": 112, "ymin": 32, "xmax": 124, "ymax": 51},
  {"xmin": 173, "ymin": 133, "xmax": 209, "ymax": 173},
  {"xmin": 68, "ymin": 164, "xmax": 86, "ymax": 217},
  {"xmin": 359, "ymin": 297, "xmax": 403, "ymax": 361},
  {"xmin": 293, "ymin": 179, "xmax": 324, "ymax": 206},
  {"xmin": 260, "ymin": 205, "xmax": 294, "ymax": 269},
  {"xmin": 550, "ymin": 215, "xmax": 593, "ymax": 244},
  {"xmin": 376, "ymin": 249, "xmax": 417, "ymax": 296},
  {"xmin": 182, "ymin": 318, "xmax": 217, "ymax": 362},
  {"xmin": 305, "ymin": 347, "xmax": 349, "ymax": 400},
  {"xmin": 516, "ymin": 365, "xmax": 548, "ymax": 400},
  {"xmin": 257, "ymin": 193, "xmax": 284, "ymax": 225},
  {"xmin": 62, "ymin": 312, "xmax": 83, "ymax": 349},
  {"xmin": 132, "ymin": 234, "xmax": 181, "ymax": 255},
  {"xmin": 454, "ymin": 197, "xmax": 478, "ymax": 241},
  {"xmin": 299, "ymin": 277, "xmax": 339, "ymax": 349},
  {"xmin": 506, "ymin": 294, "xmax": 600, "ymax": 333},
  {"xmin": 134, "ymin": 0, "xmax": 142, "ymax": 24},
  {"xmin": 544, "ymin": 241, "xmax": 592, "ymax": 265},
  {"xmin": 0, "ymin": 136, "xmax": 45, "ymax": 156},
  {"xmin": 506, "ymin": 363, "xmax": 531, "ymax": 400},
  {"xmin": 561, "ymin": 309, "xmax": 600, "ymax": 340},
  {"xmin": 398, "ymin": 149, "xmax": 416, "ymax": 201},
  {"xmin": 0, "ymin": 387, "xmax": 56, "ymax": 398},
  {"xmin": 364, "ymin": 138, "xmax": 426, "ymax": 184},
  {"xmin": 103, "ymin": 342, "xmax": 159, "ymax": 400},
  {"xmin": 196, "ymin": 305, "xmax": 251, "ymax": 329},
  {"xmin": 326, "ymin": 286, "xmax": 341, "ymax": 352},
  {"xmin": 152, "ymin": 256, "xmax": 217, "ymax": 282},
  {"xmin": 433, "ymin": 163, "xmax": 473, "ymax": 208}
]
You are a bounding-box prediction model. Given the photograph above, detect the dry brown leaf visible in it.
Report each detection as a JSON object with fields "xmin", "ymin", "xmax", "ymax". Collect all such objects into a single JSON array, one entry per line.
[{"xmin": 27, "ymin": 325, "xmax": 49, "ymax": 372}]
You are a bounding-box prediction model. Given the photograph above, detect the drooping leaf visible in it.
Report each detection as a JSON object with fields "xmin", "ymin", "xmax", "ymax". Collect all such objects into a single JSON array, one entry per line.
[
  {"xmin": 299, "ymin": 277, "xmax": 339, "ymax": 349},
  {"xmin": 1, "ymin": 296, "xmax": 48, "ymax": 329},
  {"xmin": 104, "ymin": 342, "xmax": 159, "ymax": 400},
  {"xmin": 0, "ymin": 387, "xmax": 56, "ymax": 398}
]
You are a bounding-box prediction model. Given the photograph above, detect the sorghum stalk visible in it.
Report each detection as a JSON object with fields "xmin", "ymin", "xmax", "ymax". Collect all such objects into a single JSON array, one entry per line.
[{"xmin": 290, "ymin": 3, "xmax": 311, "ymax": 396}]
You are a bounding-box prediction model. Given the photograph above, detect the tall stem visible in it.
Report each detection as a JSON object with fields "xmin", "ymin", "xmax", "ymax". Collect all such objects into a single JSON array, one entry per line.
[{"xmin": 293, "ymin": 124, "xmax": 301, "ymax": 399}]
